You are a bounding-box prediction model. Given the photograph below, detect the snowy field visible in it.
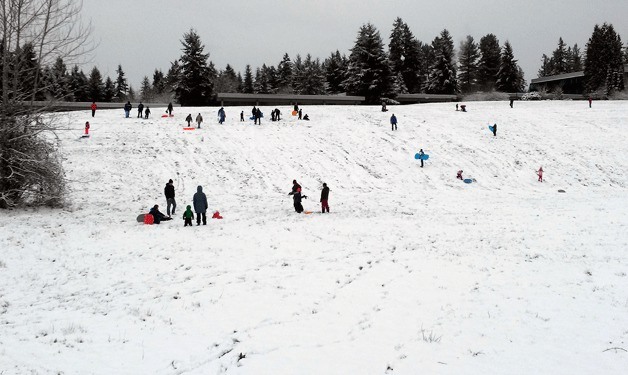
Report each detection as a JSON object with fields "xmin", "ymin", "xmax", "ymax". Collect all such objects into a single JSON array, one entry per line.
[{"xmin": 1, "ymin": 101, "xmax": 627, "ymax": 374}]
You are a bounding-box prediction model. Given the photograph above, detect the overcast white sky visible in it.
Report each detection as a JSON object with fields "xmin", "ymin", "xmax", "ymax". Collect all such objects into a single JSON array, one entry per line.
[{"xmin": 81, "ymin": 0, "xmax": 628, "ymax": 89}]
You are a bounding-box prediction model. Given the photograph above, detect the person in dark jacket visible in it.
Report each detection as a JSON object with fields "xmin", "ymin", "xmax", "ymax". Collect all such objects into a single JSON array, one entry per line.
[
  {"xmin": 275, "ymin": 108, "xmax": 281, "ymax": 121},
  {"xmin": 144, "ymin": 106, "xmax": 151, "ymax": 119},
  {"xmin": 252, "ymin": 106, "xmax": 257, "ymax": 121},
  {"xmin": 124, "ymin": 101, "xmax": 132, "ymax": 118},
  {"xmin": 294, "ymin": 103, "xmax": 299, "ymax": 112},
  {"xmin": 193, "ymin": 185, "xmax": 208, "ymax": 225},
  {"xmin": 291, "ymin": 180, "xmax": 301, "ymax": 194},
  {"xmin": 164, "ymin": 179, "xmax": 176, "ymax": 216},
  {"xmin": 298, "ymin": 109, "xmax": 302, "ymax": 120},
  {"xmin": 167, "ymin": 102, "xmax": 174, "ymax": 116},
  {"xmin": 419, "ymin": 149, "xmax": 425, "ymax": 168},
  {"xmin": 185, "ymin": 114, "xmax": 193, "ymax": 127},
  {"xmin": 255, "ymin": 108, "xmax": 262, "ymax": 125},
  {"xmin": 320, "ymin": 183, "xmax": 330, "ymax": 213},
  {"xmin": 288, "ymin": 180, "xmax": 306, "ymax": 213},
  {"xmin": 492, "ymin": 123, "xmax": 497, "ymax": 137},
  {"xmin": 137, "ymin": 102, "xmax": 144, "ymax": 118},
  {"xmin": 218, "ymin": 107, "xmax": 226, "ymax": 124},
  {"xmin": 390, "ymin": 114, "xmax": 398, "ymax": 131},
  {"xmin": 381, "ymin": 102, "xmax": 387, "ymax": 112},
  {"xmin": 509, "ymin": 99, "xmax": 514, "ymax": 108},
  {"xmin": 91, "ymin": 101, "xmax": 97, "ymax": 117},
  {"xmin": 240, "ymin": 111, "xmax": 244, "ymax": 121},
  {"xmin": 149, "ymin": 205, "xmax": 172, "ymax": 224},
  {"xmin": 271, "ymin": 109, "xmax": 276, "ymax": 122},
  {"xmin": 182, "ymin": 205, "xmax": 194, "ymax": 227}
]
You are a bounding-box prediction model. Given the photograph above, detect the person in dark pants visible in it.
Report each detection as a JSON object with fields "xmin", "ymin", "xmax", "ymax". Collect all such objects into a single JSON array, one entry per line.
[
  {"xmin": 390, "ymin": 114, "xmax": 398, "ymax": 131},
  {"xmin": 275, "ymin": 108, "xmax": 281, "ymax": 121},
  {"xmin": 419, "ymin": 149, "xmax": 425, "ymax": 168},
  {"xmin": 320, "ymin": 183, "xmax": 330, "ymax": 213},
  {"xmin": 288, "ymin": 180, "xmax": 307, "ymax": 213},
  {"xmin": 124, "ymin": 101, "xmax": 132, "ymax": 118},
  {"xmin": 185, "ymin": 114, "xmax": 193, "ymax": 127},
  {"xmin": 252, "ymin": 106, "xmax": 257, "ymax": 122},
  {"xmin": 91, "ymin": 101, "xmax": 97, "ymax": 117},
  {"xmin": 137, "ymin": 102, "xmax": 144, "ymax": 118},
  {"xmin": 509, "ymin": 99, "xmax": 514, "ymax": 108},
  {"xmin": 298, "ymin": 109, "xmax": 302, "ymax": 120},
  {"xmin": 164, "ymin": 179, "xmax": 176, "ymax": 217},
  {"xmin": 167, "ymin": 102, "xmax": 173, "ymax": 116},
  {"xmin": 149, "ymin": 205, "xmax": 172, "ymax": 224},
  {"xmin": 294, "ymin": 103, "xmax": 299, "ymax": 112},
  {"xmin": 240, "ymin": 111, "xmax": 244, "ymax": 121},
  {"xmin": 256, "ymin": 108, "xmax": 262, "ymax": 125},
  {"xmin": 144, "ymin": 106, "xmax": 151, "ymax": 119},
  {"xmin": 193, "ymin": 186, "xmax": 208, "ymax": 225},
  {"xmin": 588, "ymin": 97, "xmax": 592, "ymax": 108},
  {"xmin": 271, "ymin": 109, "xmax": 276, "ymax": 121},
  {"xmin": 182, "ymin": 205, "xmax": 194, "ymax": 227},
  {"xmin": 492, "ymin": 123, "xmax": 497, "ymax": 137}
]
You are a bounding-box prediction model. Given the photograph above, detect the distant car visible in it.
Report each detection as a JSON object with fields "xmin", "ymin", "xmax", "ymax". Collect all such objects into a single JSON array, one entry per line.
[{"xmin": 521, "ymin": 92, "xmax": 542, "ymax": 101}]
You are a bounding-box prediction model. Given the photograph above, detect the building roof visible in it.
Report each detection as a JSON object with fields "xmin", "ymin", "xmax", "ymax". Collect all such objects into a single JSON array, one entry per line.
[
  {"xmin": 216, "ymin": 93, "xmax": 365, "ymax": 102},
  {"xmin": 531, "ymin": 64, "xmax": 628, "ymax": 85}
]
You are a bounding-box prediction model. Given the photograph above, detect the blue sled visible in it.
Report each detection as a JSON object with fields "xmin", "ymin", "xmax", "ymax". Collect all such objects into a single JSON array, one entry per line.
[
  {"xmin": 463, "ymin": 178, "xmax": 473, "ymax": 184},
  {"xmin": 414, "ymin": 153, "xmax": 429, "ymax": 160},
  {"xmin": 488, "ymin": 125, "xmax": 494, "ymax": 132}
]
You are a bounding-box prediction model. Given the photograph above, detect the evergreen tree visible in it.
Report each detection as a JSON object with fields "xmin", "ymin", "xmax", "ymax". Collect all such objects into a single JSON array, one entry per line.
[
  {"xmin": 324, "ymin": 50, "xmax": 347, "ymax": 94},
  {"xmin": 417, "ymin": 41, "xmax": 433, "ymax": 92},
  {"xmin": 426, "ymin": 29, "xmax": 458, "ymax": 94},
  {"xmin": 152, "ymin": 69, "xmax": 166, "ymax": 94},
  {"xmin": 87, "ymin": 66, "xmax": 104, "ymax": 101},
  {"xmin": 584, "ymin": 23, "xmax": 625, "ymax": 93},
  {"xmin": 298, "ymin": 54, "xmax": 326, "ymax": 95},
  {"xmin": 140, "ymin": 76, "xmax": 153, "ymax": 101},
  {"xmin": 103, "ymin": 77, "xmax": 115, "ymax": 102},
  {"xmin": 343, "ymin": 23, "xmax": 392, "ymax": 103},
  {"xmin": 49, "ymin": 57, "xmax": 71, "ymax": 100},
  {"xmin": 496, "ymin": 41, "xmax": 524, "ymax": 92},
  {"xmin": 276, "ymin": 53, "xmax": 293, "ymax": 93},
  {"xmin": 388, "ymin": 18, "xmax": 421, "ymax": 93},
  {"xmin": 254, "ymin": 66, "xmax": 270, "ymax": 94},
  {"xmin": 215, "ymin": 64, "xmax": 239, "ymax": 93},
  {"xmin": 478, "ymin": 34, "xmax": 501, "ymax": 91},
  {"xmin": 114, "ymin": 64, "xmax": 128, "ymax": 101},
  {"xmin": 391, "ymin": 72, "xmax": 408, "ymax": 95},
  {"xmin": 292, "ymin": 55, "xmax": 305, "ymax": 94},
  {"xmin": 457, "ymin": 35, "xmax": 480, "ymax": 93},
  {"xmin": 175, "ymin": 29, "xmax": 214, "ymax": 106},
  {"xmin": 571, "ymin": 44, "xmax": 583, "ymax": 72},
  {"xmin": 165, "ymin": 60, "xmax": 180, "ymax": 94},
  {"xmin": 127, "ymin": 85, "xmax": 136, "ymax": 101},
  {"xmin": 538, "ymin": 54, "xmax": 553, "ymax": 77},
  {"xmin": 236, "ymin": 72, "xmax": 243, "ymax": 93},
  {"xmin": 69, "ymin": 65, "xmax": 88, "ymax": 102},
  {"xmin": 550, "ymin": 37, "xmax": 568, "ymax": 75},
  {"xmin": 242, "ymin": 64, "xmax": 254, "ymax": 93}
]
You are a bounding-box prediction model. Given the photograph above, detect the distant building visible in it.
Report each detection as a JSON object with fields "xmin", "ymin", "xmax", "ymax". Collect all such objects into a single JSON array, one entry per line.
[{"xmin": 529, "ymin": 64, "xmax": 628, "ymax": 95}]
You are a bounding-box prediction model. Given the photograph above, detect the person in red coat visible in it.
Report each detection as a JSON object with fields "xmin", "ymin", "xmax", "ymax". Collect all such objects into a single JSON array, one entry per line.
[
  {"xmin": 91, "ymin": 102, "xmax": 97, "ymax": 117},
  {"xmin": 537, "ymin": 167, "xmax": 543, "ymax": 182},
  {"xmin": 84, "ymin": 121, "xmax": 90, "ymax": 135}
]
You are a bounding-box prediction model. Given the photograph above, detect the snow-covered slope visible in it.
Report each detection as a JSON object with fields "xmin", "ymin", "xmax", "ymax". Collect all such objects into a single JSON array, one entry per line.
[{"xmin": 1, "ymin": 101, "xmax": 627, "ymax": 374}]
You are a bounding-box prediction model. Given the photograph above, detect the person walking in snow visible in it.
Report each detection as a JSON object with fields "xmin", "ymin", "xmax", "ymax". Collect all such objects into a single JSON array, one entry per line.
[
  {"xmin": 137, "ymin": 102, "xmax": 144, "ymax": 118},
  {"xmin": 252, "ymin": 106, "xmax": 257, "ymax": 122},
  {"xmin": 195, "ymin": 113, "xmax": 203, "ymax": 128},
  {"xmin": 492, "ymin": 123, "xmax": 497, "ymax": 137},
  {"xmin": 84, "ymin": 121, "xmax": 90, "ymax": 135},
  {"xmin": 509, "ymin": 98, "xmax": 514, "ymax": 108},
  {"xmin": 298, "ymin": 109, "xmax": 302, "ymax": 120},
  {"xmin": 193, "ymin": 186, "xmax": 208, "ymax": 225},
  {"xmin": 185, "ymin": 114, "xmax": 193, "ymax": 127},
  {"xmin": 124, "ymin": 101, "xmax": 132, "ymax": 118},
  {"xmin": 167, "ymin": 102, "xmax": 174, "ymax": 116},
  {"xmin": 275, "ymin": 108, "xmax": 281, "ymax": 121},
  {"xmin": 182, "ymin": 205, "xmax": 194, "ymax": 227},
  {"xmin": 240, "ymin": 111, "xmax": 244, "ymax": 122},
  {"xmin": 419, "ymin": 149, "xmax": 425, "ymax": 168},
  {"xmin": 144, "ymin": 106, "xmax": 151, "ymax": 119},
  {"xmin": 320, "ymin": 183, "xmax": 330, "ymax": 213},
  {"xmin": 537, "ymin": 167, "xmax": 543, "ymax": 182},
  {"xmin": 255, "ymin": 108, "xmax": 262, "ymax": 125},
  {"xmin": 588, "ymin": 97, "xmax": 592, "ymax": 108},
  {"xmin": 91, "ymin": 101, "xmax": 97, "ymax": 117},
  {"xmin": 390, "ymin": 114, "xmax": 398, "ymax": 131},
  {"xmin": 164, "ymin": 179, "xmax": 176, "ymax": 217},
  {"xmin": 218, "ymin": 107, "xmax": 226, "ymax": 124}
]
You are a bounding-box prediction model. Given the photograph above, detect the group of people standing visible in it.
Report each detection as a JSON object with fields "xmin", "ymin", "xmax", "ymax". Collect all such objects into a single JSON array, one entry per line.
[
  {"xmin": 123, "ymin": 101, "xmax": 151, "ymax": 119},
  {"xmin": 288, "ymin": 180, "xmax": 330, "ymax": 214},
  {"xmin": 149, "ymin": 179, "xmax": 212, "ymax": 225}
]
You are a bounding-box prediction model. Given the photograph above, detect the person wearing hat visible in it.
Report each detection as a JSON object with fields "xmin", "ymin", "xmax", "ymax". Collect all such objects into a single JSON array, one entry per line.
[
  {"xmin": 182, "ymin": 205, "xmax": 194, "ymax": 227},
  {"xmin": 193, "ymin": 186, "xmax": 208, "ymax": 225},
  {"xmin": 320, "ymin": 183, "xmax": 330, "ymax": 213},
  {"xmin": 164, "ymin": 179, "xmax": 176, "ymax": 217}
]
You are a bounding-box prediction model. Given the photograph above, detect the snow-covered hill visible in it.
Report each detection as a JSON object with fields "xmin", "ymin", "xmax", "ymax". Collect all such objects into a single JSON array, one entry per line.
[{"xmin": 1, "ymin": 101, "xmax": 627, "ymax": 374}]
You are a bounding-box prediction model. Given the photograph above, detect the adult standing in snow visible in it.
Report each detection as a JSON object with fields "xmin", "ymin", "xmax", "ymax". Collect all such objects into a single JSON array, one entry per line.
[
  {"xmin": 252, "ymin": 106, "xmax": 257, "ymax": 122},
  {"xmin": 185, "ymin": 114, "xmax": 193, "ymax": 127},
  {"xmin": 195, "ymin": 113, "xmax": 203, "ymax": 128},
  {"xmin": 419, "ymin": 149, "xmax": 425, "ymax": 168},
  {"xmin": 320, "ymin": 183, "xmax": 330, "ymax": 213},
  {"xmin": 137, "ymin": 102, "xmax": 144, "ymax": 118},
  {"xmin": 240, "ymin": 111, "xmax": 244, "ymax": 122},
  {"xmin": 164, "ymin": 179, "xmax": 176, "ymax": 217},
  {"xmin": 509, "ymin": 98, "xmax": 514, "ymax": 108},
  {"xmin": 255, "ymin": 108, "xmax": 262, "ymax": 125},
  {"xmin": 275, "ymin": 108, "xmax": 281, "ymax": 121},
  {"xmin": 537, "ymin": 167, "xmax": 543, "ymax": 182},
  {"xmin": 588, "ymin": 97, "xmax": 592, "ymax": 108},
  {"xmin": 298, "ymin": 109, "xmax": 302, "ymax": 120},
  {"xmin": 218, "ymin": 107, "xmax": 226, "ymax": 124},
  {"xmin": 167, "ymin": 102, "xmax": 174, "ymax": 116},
  {"xmin": 193, "ymin": 186, "xmax": 208, "ymax": 225},
  {"xmin": 144, "ymin": 106, "xmax": 151, "ymax": 119},
  {"xmin": 91, "ymin": 101, "xmax": 97, "ymax": 117},
  {"xmin": 288, "ymin": 181, "xmax": 306, "ymax": 213},
  {"xmin": 124, "ymin": 101, "xmax": 132, "ymax": 118},
  {"xmin": 294, "ymin": 103, "xmax": 299, "ymax": 112},
  {"xmin": 390, "ymin": 114, "xmax": 398, "ymax": 131},
  {"xmin": 492, "ymin": 123, "xmax": 497, "ymax": 137}
]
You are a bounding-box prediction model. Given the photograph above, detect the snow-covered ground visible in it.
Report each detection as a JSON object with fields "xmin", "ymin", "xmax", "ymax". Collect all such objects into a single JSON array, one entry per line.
[{"xmin": 1, "ymin": 101, "xmax": 627, "ymax": 374}]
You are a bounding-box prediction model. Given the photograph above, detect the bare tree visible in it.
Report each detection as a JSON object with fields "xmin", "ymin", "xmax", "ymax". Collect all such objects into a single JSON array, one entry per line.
[{"xmin": 0, "ymin": 0, "xmax": 93, "ymax": 208}]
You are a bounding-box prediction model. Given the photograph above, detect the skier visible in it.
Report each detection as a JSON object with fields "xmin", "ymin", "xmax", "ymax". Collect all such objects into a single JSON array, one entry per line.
[
  {"xmin": 84, "ymin": 121, "xmax": 90, "ymax": 135},
  {"xmin": 492, "ymin": 123, "xmax": 497, "ymax": 137},
  {"xmin": 193, "ymin": 186, "xmax": 208, "ymax": 225},
  {"xmin": 91, "ymin": 101, "xmax": 97, "ymax": 117},
  {"xmin": 149, "ymin": 205, "xmax": 172, "ymax": 224},
  {"xmin": 195, "ymin": 113, "xmax": 203, "ymax": 128},
  {"xmin": 164, "ymin": 179, "xmax": 176, "ymax": 217},
  {"xmin": 182, "ymin": 205, "xmax": 194, "ymax": 227},
  {"xmin": 240, "ymin": 111, "xmax": 244, "ymax": 122},
  {"xmin": 418, "ymin": 149, "xmax": 425, "ymax": 168},
  {"xmin": 185, "ymin": 114, "xmax": 193, "ymax": 127},
  {"xmin": 320, "ymin": 183, "xmax": 330, "ymax": 213},
  {"xmin": 390, "ymin": 114, "xmax": 397, "ymax": 131},
  {"xmin": 298, "ymin": 109, "xmax": 302, "ymax": 120},
  {"xmin": 537, "ymin": 167, "xmax": 543, "ymax": 182},
  {"xmin": 124, "ymin": 101, "xmax": 132, "ymax": 118},
  {"xmin": 255, "ymin": 108, "xmax": 262, "ymax": 125},
  {"xmin": 457, "ymin": 170, "xmax": 463, "ymax": 180},
  {"xmin": 144, "ymin": 106, "xmax": 151, "ymax": 119},
  {"xmin": 137, "ymin": 102, "xmax": 144, "ymax": 118},
  {"xmin": 167, "ymin": 102, "xmax": 174, "ymax": 116},
  {"xmin": 218, "ymin": 107, "xmax": 226, "ymax": 124}
]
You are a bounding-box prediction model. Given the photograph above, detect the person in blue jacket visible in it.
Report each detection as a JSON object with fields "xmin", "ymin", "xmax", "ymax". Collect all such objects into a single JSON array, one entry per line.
[
  {"xmin": 124, "ymin": 101, "xmax": 132, "ymax": 118},
  {"xmin": 390, "ymin": 114, "xmax": 397, "ymax": 131},
  {"xmin": 193, "ymin": 186, "xmax": 208, "ymax": 225},
  {"xmin": 218, "ymin": 107, "xmax": 226, "ymax": 124}
]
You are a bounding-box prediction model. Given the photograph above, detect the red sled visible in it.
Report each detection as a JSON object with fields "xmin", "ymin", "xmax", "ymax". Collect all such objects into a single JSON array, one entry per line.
[
  {"xmin": 183, "ymin": 127, "xmax": 195, "ymax": 131},
  {"xmin": 161, "ymin": 114, "xmax": 169, "ymax": 118},
  {"xmin": 212, "ymin": 211, "xmax": 223, "ymax": 219},
  {"xmin": 143, "ymin": 213, "xmax": 154, "ymax": 225}
]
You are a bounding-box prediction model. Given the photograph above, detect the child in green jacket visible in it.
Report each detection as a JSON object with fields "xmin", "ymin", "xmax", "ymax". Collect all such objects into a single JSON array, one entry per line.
[{"xmin": 183, "ymin": 205, "xmax": 194, "ymax": 227}]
